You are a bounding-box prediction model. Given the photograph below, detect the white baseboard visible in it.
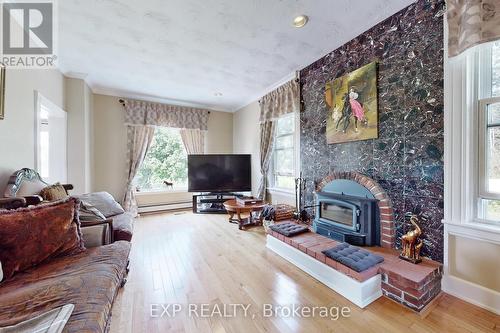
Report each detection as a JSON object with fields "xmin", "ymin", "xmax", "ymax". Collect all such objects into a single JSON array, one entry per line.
[
  {"xmin": 442, "ymin": 274, "xmax": 500, "ymax": 315},
  {"xmin": 266, "ymin": 235, "xmax": 382, "ymax": 308}
]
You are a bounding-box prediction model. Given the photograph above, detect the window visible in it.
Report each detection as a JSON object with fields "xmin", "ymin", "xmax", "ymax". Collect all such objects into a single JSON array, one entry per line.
[
  {"xmin": 135, "ymin": 127, "xmax": 187, "ymax": 192},
  {"xmin": 478, "ymin": 41, "xmax": 500, "ymax": 221},
  {"xmin": 272, "ymin": 113, "xmax": 296, "ymax": 189}
]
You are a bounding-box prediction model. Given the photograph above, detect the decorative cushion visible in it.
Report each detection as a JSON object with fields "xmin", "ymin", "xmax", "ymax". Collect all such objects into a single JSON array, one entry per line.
[
  {"xmin": 0, "ymin": 197, "xmax": 85, "ymax": 280},
  {"xmin": 40, "ymin": 183, "xmax": 69, "ymax": 201},
  {"xmin": 269, "ymin": 222, "xmax": 309, "ymax": 237},
  {"xmin": 79, "ymin": 200, "xmax": 106, "ymax": 221},
  {"xmin": 75, "ymin": 192, "xmax": 125, "ymax": 218},
  {"xmin": 322, "ymin": 243, "xmax": 384, "ymax": 272}
]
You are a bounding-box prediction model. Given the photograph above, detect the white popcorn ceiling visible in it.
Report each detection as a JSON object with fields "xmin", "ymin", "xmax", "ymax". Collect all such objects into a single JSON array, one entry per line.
[{"xmin": 58, "ymin": 0, "xmax": 414, "ymax": 112}]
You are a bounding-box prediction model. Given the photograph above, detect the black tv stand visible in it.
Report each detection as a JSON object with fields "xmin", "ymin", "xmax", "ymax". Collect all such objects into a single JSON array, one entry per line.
[{"xmin": 192, "ymin": 193, "xmax": 241, "ymax": 214}]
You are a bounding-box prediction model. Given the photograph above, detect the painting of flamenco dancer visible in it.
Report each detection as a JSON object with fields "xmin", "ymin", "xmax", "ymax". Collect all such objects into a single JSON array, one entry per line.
[{"xmin": 325, "ymin": 61, "xmax": 378, "ymax": 144}]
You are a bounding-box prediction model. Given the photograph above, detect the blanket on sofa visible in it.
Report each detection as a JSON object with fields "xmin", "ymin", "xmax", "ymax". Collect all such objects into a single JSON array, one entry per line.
[
  {"xmin": 0, "ymin": 242, "xmax": 130, "ymax": 333},
  {"xmin": 0, "ymin": 304, "xmax": 74, "ymax": 333}
]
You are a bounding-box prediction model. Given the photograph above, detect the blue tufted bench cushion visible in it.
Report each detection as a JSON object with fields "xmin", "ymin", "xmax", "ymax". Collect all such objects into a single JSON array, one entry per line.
[
  {"xmin": 269, "ymin": 222, "xmax": 309, "ymax": 237},
  {"xmin": 322, "ymin": 242, "xmax": 384, "ymax": 272}
]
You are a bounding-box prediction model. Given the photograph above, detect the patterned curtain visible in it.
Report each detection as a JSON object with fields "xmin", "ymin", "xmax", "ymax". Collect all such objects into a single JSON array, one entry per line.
[
  {"xmin": 179, "ymin": 128, "xmax": 206, "ymax": 154},
  {"xmin": 259, "ymin": 80, "xmax": 300, "ymax": 122},
  {"xmin": 123, "ymin": 125, "xmax": 155, "ymax": 216},
  {"xmin": 123, "ymin": 99, "xmax": 210, "ymax": 130},
  {"xmin": 257, "ymin": 121, "xmax": 277, "ymax": 200},
  {"xmin": 257, "ymin": 79, "xmax": 300, "ymax": 200},
  {"xmin": 448, "ymin": 0, "xmax": 500, "ymax": 57}
]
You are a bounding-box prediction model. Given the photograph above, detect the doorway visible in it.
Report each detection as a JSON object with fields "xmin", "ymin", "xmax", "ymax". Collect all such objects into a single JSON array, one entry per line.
[{"xmin": 34, "ymin": 91, "xmax": 67, "ymax": 184}]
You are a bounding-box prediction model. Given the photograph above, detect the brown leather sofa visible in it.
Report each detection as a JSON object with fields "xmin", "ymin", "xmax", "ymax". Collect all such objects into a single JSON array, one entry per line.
[
  {"xmin": 0, "ymin": 198, "xmax": 131, "ymax": 333},
  {"xmin": 2, "ymin": 168, "xmax": 134, "ymax": 247}
]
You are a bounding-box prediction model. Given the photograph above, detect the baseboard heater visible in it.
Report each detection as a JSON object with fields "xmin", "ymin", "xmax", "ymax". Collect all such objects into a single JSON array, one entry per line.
[{"xmin": 138, "ymin": 201, "xmax": 192, "ymax": 213}]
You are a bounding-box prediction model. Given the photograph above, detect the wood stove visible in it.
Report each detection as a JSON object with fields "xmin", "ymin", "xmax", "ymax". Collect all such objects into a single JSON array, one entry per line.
[{"xmin": 313, "ymin": 179, "xmax": 380, "ymax": 246}]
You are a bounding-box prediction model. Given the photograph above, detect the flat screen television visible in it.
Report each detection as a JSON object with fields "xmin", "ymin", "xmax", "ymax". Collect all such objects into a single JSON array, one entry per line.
[{"xmin": 188, "ymin": 154, "xmax": 251, "ymax": 193}]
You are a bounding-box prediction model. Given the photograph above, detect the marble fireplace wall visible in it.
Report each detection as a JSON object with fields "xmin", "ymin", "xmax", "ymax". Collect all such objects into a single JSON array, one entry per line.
[{"xmin": 299, "ymin": 0, "xmax": 445, "ymax": 262}]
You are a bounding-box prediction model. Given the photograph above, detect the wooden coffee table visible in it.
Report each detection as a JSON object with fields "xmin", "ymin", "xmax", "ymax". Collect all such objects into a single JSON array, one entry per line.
[{"xmin": 223, "ymin": 199, "xmax": 266, "ymax": 230}]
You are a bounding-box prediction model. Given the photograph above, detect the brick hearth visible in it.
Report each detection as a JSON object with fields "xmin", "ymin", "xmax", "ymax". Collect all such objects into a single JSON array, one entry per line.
[
  {"xmin": 316, "ymin": 171, "xmax": 396, "ymax": 248},
  {"xmin": 268, "ymin": 222, "xmax": 442, "ymax": 312}
]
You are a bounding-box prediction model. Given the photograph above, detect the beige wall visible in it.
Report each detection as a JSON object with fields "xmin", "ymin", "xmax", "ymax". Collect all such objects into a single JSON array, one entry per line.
[
  {"xmin": 206, "ymin": 111, "xmax": 233, "ymax": 154},
  {"xmin": 92, "ymin": 94, "xmax": 128, "ymax": 200},
  {"xmin": 92, "ymin": 93, "xmax": 234, "ymax": 203},
  {"xmin": 0, "ymin": 69, "xmax": 65, "ymax": 189},
  {"xmin": 448, "ymin": 235, "xmax": 500, "ymax": 292},
  {"xmin": 233, "ymin": 101, "xmax": 260, "ymax": 196},
  {"xmin": 65, "ymin": 77, "xmax": 93, "ymax": 194}
]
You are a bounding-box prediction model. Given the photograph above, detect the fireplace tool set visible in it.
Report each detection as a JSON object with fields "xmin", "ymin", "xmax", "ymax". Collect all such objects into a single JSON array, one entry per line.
[{"xmin": 293, "ymin": 174, "xmax": 317, "ymax": 224}]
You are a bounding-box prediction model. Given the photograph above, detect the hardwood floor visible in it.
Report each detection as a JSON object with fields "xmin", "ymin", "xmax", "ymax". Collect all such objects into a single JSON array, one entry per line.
[{"xmin": 110, "ymin": 212, "xmax": 500, "ymax": 333}]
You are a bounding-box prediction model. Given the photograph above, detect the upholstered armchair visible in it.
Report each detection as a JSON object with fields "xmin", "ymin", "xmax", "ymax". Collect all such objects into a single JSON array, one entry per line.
[{"xmin": 2, "ymin": 168, "xmax": 113, "ymax": 248}]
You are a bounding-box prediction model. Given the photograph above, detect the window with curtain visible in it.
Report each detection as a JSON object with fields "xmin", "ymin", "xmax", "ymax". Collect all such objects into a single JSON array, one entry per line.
[
  {"xmin": 478, "ymin": 41, "xmax": 500, "ymax": 221},
  {"xmin": 272, "ymin": 113, "xmax": 296, "ymax": 190},
  {"xmin": 135, "ymin": 127, "xmax": 188, "ymax": 192}
]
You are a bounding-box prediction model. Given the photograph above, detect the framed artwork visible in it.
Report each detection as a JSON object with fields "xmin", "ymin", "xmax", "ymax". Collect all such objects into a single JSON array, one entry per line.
[
  {"xmin": 325, "ymin": 61, "xmax": 378, "ymax": 144},
  {"xmin": 0, "ymin": 63, "xmax": 5, "ymax": 120}
]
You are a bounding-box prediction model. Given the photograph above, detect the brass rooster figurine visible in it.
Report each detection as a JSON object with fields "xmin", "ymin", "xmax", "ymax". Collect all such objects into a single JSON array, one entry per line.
[{"xmin": 400, "ymin": 214, "xmax": 423, "ymax": 264}]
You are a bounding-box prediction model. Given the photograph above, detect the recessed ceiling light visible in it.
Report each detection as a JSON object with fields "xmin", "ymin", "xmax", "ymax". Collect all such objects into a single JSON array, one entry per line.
[
  {"xmin": 293, "ymin": 15, "xmax": 309, "ymax": 28},
  {"xmin": 214, "ymin": 92, "xmax": 223, "ymax": 97}
]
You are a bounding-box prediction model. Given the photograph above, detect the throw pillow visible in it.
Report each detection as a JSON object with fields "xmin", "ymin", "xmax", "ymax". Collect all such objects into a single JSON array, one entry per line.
[
  {"xmin": 79, "ymin": 200, "xmax": 106, "ymax": 221},
  {"xmin": 0, "ymin": 197, "xmax": 85, "ymax": 281},
  {"xmin": 75, "ymin": 192, "xmax": 125, "ymax": 218},
  {"xmin": 40, "ymin": 183, "xmax": 68, "ymax": 201}
]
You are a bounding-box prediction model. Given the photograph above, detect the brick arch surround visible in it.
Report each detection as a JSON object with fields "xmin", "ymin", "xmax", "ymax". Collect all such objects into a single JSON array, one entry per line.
[{"xmin": 316, "ymin": 171, "xmax": 396, "ymax": 249}]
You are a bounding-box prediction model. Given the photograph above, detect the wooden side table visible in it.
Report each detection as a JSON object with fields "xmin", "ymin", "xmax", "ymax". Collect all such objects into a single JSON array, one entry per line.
[{"xmin": 223, "ymin": 199, "xmax": 266, "ymax": 230}]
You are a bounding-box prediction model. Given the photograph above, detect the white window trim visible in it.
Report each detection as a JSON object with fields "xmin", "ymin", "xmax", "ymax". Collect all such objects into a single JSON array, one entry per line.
[
  {"xmin": 269, "ymin": 110, "xmax": 300, "ymax": 195},
  {"xmin": 478, "ymin": 96, "xmax": 500, "ymax": 200},
  {"xmin": 445, "ymin": 41, "xmax": 500, "ymax": 231}
]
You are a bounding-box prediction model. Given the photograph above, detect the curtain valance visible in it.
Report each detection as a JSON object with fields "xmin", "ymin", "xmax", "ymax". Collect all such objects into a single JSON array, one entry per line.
[
  {"xmin": 259, "ymin": 79, "xmax": 300, "ymax": 122},
  {"xmin": 123, "ymin": 99, "xmax": 210, "ymax": 130},
  {"xmin": 448, "ymin": 0, "xmax": 500, "ymax": 57}
]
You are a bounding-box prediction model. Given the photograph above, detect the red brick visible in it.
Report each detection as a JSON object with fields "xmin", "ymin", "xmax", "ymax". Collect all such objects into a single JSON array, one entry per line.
[
  {"xmin": 403, "ymin": 292, "xmax": 424, "ymax": 310},
  {"xmin": 353, "ymin": 266, "xmax": 378, "ymax": 282},
  {"xmin": 306, "ymin": 247, "xmax": 316, "ymax": 257},
  {"xmin": 336, "ymin": 263, "xmax": 350, "ymax": 276},
  {"xmin": 292, "ymin": 233, "xmax": 321, "ymax": 242},
  {"xmin": 325, "ymin": 257, "xmax": 337, "ymax": 269},
  {"xmin": 315, "ymin": 252, "xmax": 326, "ymax": 263},
  {"xmin": 382, "ymin": 282, "xmax": 403, "ymax": 299},
  {"xmin": 380, "ymin": 207, "xmax": 394, "ymax": 215},
  {"xmin": 387, "ymin": 273, "xmax": 421, "ymax": 290},
  {"xmin": 401, "ymin": 284, "xmax": 426, "ymax": 298}
]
